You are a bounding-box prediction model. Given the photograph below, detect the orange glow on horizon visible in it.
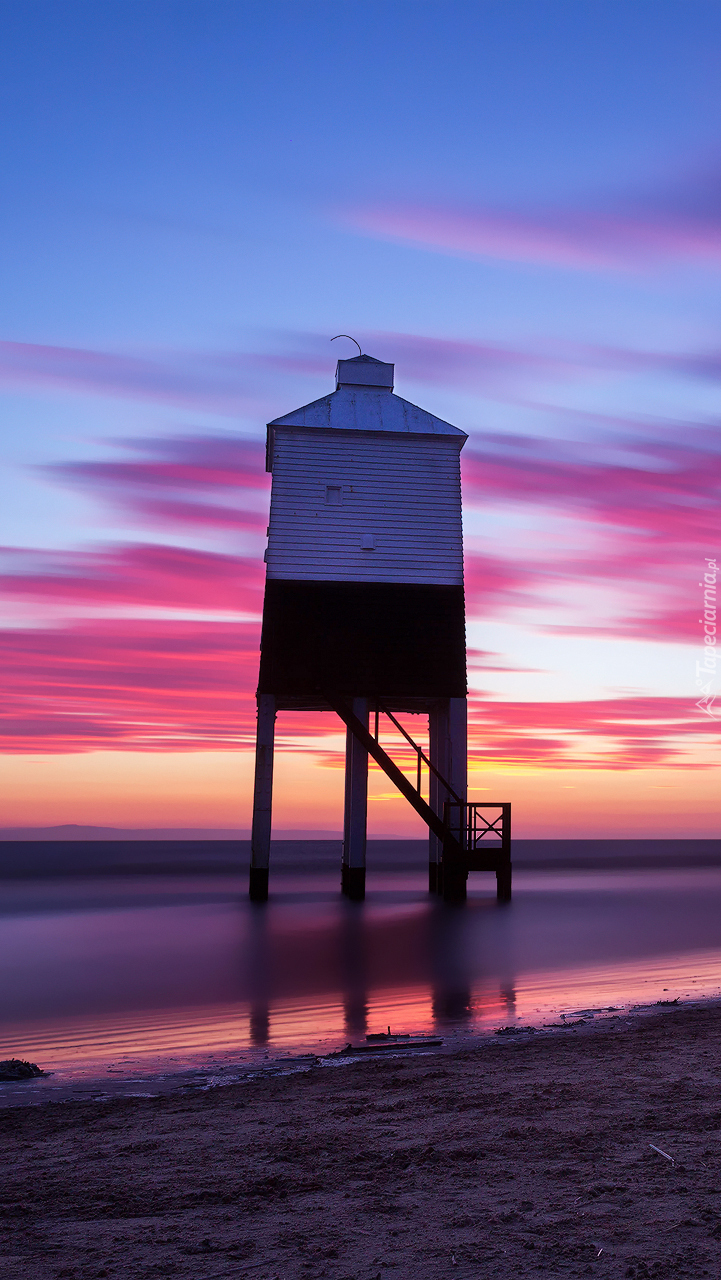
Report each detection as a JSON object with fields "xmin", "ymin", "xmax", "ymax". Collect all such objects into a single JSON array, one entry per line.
[{"xmin": 0, "ymin": 749, "xmax": 717, "ymax": 838}]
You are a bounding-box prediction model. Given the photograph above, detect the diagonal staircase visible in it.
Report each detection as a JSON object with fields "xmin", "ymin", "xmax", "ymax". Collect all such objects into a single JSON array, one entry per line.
[{"xmin": 325, "ymin": 693, "xmax": 511, "ymax": 902}]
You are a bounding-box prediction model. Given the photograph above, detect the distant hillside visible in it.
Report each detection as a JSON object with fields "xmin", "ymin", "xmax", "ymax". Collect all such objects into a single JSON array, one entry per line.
[{"xmin": 0, "ymin": 824, "xmax": 343, "ymax": 841}]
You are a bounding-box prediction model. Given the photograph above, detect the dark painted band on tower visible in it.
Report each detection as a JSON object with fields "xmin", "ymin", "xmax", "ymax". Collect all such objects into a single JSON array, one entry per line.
[{"xmin": 257, "ymin": 580, "xmax": 467, "ymax": 699}]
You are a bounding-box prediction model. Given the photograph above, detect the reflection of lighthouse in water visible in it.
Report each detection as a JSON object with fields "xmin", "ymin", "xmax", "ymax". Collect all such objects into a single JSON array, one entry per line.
[
  {"xmin": 239, "ymin": 892, "xmax": 516, "ymax": 1045},
  {"xmin": 249, "ymin": 351, "xmax": 468, "ymax": 902}
]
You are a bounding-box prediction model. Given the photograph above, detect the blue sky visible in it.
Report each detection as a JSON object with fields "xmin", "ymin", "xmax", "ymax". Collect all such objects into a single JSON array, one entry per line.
[
  {"xmin": 3, "ymin": 0, "xmax": 721, "ymax": 350},
  {"xmin": 0, "ymin": 1, "xmax": 719, "ymax": 832}
]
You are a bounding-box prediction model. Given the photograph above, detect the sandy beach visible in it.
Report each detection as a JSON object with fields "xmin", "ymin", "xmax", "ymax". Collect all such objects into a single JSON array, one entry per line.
[{"xmin": 3, "ymin": 1004, "xmax": 721, "ymax": 1279}]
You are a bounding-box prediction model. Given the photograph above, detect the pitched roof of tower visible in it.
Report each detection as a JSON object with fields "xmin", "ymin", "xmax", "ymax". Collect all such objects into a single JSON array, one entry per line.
[{"xmin": 267, "ymin": 352, "xmax": 466, "ymax": 438}]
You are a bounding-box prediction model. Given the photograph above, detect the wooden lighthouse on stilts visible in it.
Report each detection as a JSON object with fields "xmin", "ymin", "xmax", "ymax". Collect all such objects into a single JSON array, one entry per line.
[{"xmin": 249, "ymin": 349, "xmax": 511, "ymax": 904}]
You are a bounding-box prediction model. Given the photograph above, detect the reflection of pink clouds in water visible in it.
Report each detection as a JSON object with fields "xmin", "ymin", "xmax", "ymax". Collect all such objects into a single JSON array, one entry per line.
[
  {"xmin": 3, "ymin": 949, "xmax": 721, "ymax": 1078},
  {"xmin": 7, "ymin": 865, "xmax": 721, "ymax": 1085},
  {"xmin": 0, "ymin": 985, "xmax": 531, "ymax": 1071},
  {"xmin": 4, "ymin": 867, "xmax": 721, "ymax": 1082},
  {"xmin": 512, "ymin": 950, "xmax": 721, "ymax": 1023}
]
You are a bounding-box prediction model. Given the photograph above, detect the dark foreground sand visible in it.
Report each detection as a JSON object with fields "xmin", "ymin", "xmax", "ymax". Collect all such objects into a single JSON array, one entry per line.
[{"xmin": 4, "ymin": 1007, "xmax": 721, "ymax": 1280}]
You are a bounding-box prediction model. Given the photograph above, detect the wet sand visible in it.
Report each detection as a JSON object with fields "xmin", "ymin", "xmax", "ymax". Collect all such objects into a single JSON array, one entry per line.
[{"xmin": 4, "ymin": 1004, "xmax": 721, "ymax": 1278}]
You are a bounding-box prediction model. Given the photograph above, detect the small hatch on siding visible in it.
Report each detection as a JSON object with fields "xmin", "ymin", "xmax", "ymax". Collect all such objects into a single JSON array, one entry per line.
[{"xmin": 326, "ymin": 485, "xmax": 342, "ymax": 505}]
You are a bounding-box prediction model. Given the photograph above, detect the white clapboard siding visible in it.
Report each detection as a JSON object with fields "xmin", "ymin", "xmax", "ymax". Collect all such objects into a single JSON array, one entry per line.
[{"xmin": 266, "ymin": 428, "xmax": 464, "ymax": 585}]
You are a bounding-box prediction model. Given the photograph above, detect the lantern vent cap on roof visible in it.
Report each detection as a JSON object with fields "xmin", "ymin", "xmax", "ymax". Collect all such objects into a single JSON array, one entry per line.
[
  {"xmin": 266, "ymin": 351, "xmax": 466, "ymax": 441},
  {"xmin": 335, "ymin": 353, "xmax": 394, "ymax": 391}
]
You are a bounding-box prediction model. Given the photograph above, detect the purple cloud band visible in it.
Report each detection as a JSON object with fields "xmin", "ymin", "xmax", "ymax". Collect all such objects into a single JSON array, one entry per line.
[
  {"xmin": 45, "ymin": 435, "xmax": 270, "ymax": 531},
  {"xmin": 10, "ymin": 425, "xmax": 717, "ymax": 646},
  {"xmin": 3, "ymin": 330, "xmax": 721, "ymax": 417},
  {"xmin": 0, "ymin": 619, "xmax": 715, "ymax": 762},
  {"xmin": 0, "ymin": 542, "xmax": 264, "ymax": 613},
  {"xmin": 341, "ymin": 195, "xmax": 721, "ymax": 272},
  {"xmin": 1, "ymin": 361, "xmax": 718, "ymax": 758}
]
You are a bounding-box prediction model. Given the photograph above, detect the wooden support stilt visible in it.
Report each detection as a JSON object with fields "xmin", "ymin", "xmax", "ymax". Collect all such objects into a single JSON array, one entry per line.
[
  {"xmin": 496, "ymin": 863, "xmax": 512, "ymax": 902},
  {"xmin": 428, "ymin": 702, "xmax": 448, "ymax": 894},
  {"xmin": 443, "ymin": 698, "xmax": 468, "ymax": 903},
  {"xmin": 448, "ymin": 697, "xmax": 467, "ymax": 803},
  {"xmin": 342, "ymin": 698, "xmax": 368, "ymax": 901},
  {"xmin": 249, "ymin": 694, "xmax": 276, "ymax": 902},
  {"xmin": 442, "ymin": 860, "xmax": 468, "ymax": 904}
]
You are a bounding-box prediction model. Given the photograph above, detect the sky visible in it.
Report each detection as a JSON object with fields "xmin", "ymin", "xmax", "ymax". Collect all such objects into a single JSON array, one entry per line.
[{"xmin": 0, "ymin": 0, "xmax": 719, "ymax": 837}]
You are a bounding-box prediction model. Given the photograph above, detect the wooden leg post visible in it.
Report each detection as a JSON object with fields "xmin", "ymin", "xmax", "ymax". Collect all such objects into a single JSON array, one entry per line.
[
  {"xmin": 428, "ymin": 702, "xmax": 447, "ymax": 895},
  {"xmin": 443, "ymin": 697, "xmax": 468, "ymax": 904},
  {"xmin": 342, "ymin": 697, "xmax": 368, "ymax": 901},
  {"xmin": 496, "ymin": 863, "xmax": 512, "ymax": 902},
  {"xmin": 249, "ymin": 694, "xmax": 276, "ymax": 902}
]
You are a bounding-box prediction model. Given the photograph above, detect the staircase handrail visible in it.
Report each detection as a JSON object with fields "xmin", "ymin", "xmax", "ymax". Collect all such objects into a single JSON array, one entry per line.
[
  {"xmin": 376, "ymin": 702, "xmax": 464, "ymax": 806},
  {"xmin": 323, "ymin": 692, "xmax": 464, "ymax": 862}
]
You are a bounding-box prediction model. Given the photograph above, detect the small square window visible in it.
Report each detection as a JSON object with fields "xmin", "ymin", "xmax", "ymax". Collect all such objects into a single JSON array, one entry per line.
[{"xmin": 326, "ymin": 485, "xmax": 342, "ymax": 506}]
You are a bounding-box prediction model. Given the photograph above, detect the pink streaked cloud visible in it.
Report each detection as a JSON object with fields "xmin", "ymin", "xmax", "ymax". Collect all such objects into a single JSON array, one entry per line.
[
  {"xmin": 372, "ymin": 329, "xmax": 721, "ymax": 393},
  {"xmin": 462, "ymin": 427, "xmax": 720, "ymax": 640},
  {"xmin": 3, "ymin": 333, "xmax": 527, "ymax": 409},
  {"xmin": 463, "ymin": 551, "xmax": 540, "ymax": 616},
  {"xmin": 341, "ymin": 200, "xmax": 721, "ymax": 272},
  {"xmin": 0, "ymin": 621, "xmax": 260, "ymax": 752},
  {"xmin": 46, "ymin": 435, "xmax": 270, "ymax": 532},
  {"xmin": 0, "ymin": 543, "xmax": 264, "ymax": 614},
  {"xmin": 4, "ymin": 331, "xmax": 721, "ymax": 423},
  {"xmin": 462, "ymin": 432, "xmax": 721, "ymax": 538},
  {"xmin": 469, "ymin": 695, "xmax": 719, "ymax": 770},
  {"xmin": 0, "ymin": 532, "xmax": 535, "ymax": 631},
  {"xmin": 364, "ymin": 330, "xmax": 578, "ymax": 389},
  {"xmin": 40, "ymin": 425, "xmax": 721, "ymax": 579},
  {"xmin": 0, "ymin": 409, "xmax": 717, "ymax": 760},
  {"xmin": 0, "ymin": 340, "xmax": 328, "ymax": 416},
  {"xmin": 1, "ymin": 618, "xmax": 715, "ymax": 763},
  {"xmin": 8, "ymin": 422, "xmax": 718, "ymax": 647}
]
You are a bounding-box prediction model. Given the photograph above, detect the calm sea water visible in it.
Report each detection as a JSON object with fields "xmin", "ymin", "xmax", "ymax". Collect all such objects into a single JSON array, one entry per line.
[{"xmin": 2, "ymin": 841, "xmax": 721, "ymax": 1089}]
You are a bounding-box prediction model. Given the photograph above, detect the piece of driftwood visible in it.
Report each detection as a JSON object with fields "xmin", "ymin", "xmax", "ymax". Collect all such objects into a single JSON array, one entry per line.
[{"xmin": 649, "ymin": 1143, "xmax": 675, "ymax": 1166}]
